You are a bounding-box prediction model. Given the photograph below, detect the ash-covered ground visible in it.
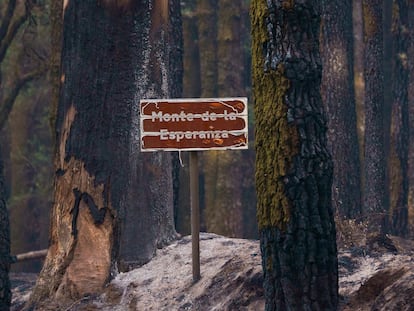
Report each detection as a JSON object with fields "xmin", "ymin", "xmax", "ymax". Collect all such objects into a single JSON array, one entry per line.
[{"xmin": 11, "ymin": 233, "xmax": 414, "ymax": 310}]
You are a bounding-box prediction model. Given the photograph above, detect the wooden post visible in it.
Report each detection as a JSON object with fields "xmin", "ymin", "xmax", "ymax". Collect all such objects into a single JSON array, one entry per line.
[{"xmin": 189, "ymin": 151, "xmax": 200, "ymax": 282}]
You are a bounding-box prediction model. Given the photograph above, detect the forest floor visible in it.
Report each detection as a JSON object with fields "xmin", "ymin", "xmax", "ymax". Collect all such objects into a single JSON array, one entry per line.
[{"xmin": 10, "ymin": 232, "xmax": 414, "ymax": 310}]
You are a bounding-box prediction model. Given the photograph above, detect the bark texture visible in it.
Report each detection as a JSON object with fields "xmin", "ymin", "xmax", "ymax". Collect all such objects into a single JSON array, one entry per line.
[
  {"xmin": 0, "ymin": 146, "xmax": 10, "ymax": 311},
  {"xmin": 353, "ymin": 0, "xmax": 365, "ymax": 160},
  {"xmin": 389, "ymin": 0, "xmax": 409, "ymax": 237},
  {"xmin": 28, "ymin": 1, "xmax": 181, "ymax": 308},
  {"xmin": 408, "ymin": 0, "xmax": 414, "ymax": 232},
  {"xmin": 49, "ymin": 0, "xmax": 63, "ymax": 133},
  {"xmin": 362, "ymin": 0, "xmax": 387, "ymax": 232},
  {"xmin": 252, "ymin": 1, "xmax": 338, "ymax": 310},
  {"xmin": 321, "ymin": 0, "xmax": 362, "ymax": 219}
]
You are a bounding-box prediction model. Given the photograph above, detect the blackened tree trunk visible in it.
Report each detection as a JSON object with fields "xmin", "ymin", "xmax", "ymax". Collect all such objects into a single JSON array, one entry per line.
[
  {"xmin": 408, "ymin": 0, "xmax": 414, "ymax": 230},
  {"xmin": 28, "ymin": 1, "xmax": 181, "ymax": 308},
  {"xmin": 49, "ymin": 0, "xmax": 63, "ymax": 133},
  {"xmin": 252, "ymin": 1, "xmax": 338, "ymax": 310},
  {"xmin": 362, "ymin": 0, "xmax": 387, "ymax": 233},
  {"xmin": 0, "ymin": 147, "xmax": 10, "ymax": 311},
  {"xmin": 389, "ymin": 0, "xmax": 409, "ymax": 237},
  {"xmin": 321, "ymin": 0, "xmax": 362, "ymax": 219},
  {"xmin": 353, "ymin": 0, "xmax": 366, "ymax": 161}
]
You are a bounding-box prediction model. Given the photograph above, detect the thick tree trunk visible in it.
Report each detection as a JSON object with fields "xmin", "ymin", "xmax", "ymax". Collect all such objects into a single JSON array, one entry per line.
[
  {"xmin": 321, "ymin": 0, "xmax": 362, "ymax": 219},
  {"xmin": 0, "ymin": 147, "xmax": 10, "ymax": 311},
  {"xmin": 28, "ymin": 1, "xmax": 181, "ymax": 308},
  {"xmin": 362, "ymin": 0, "xmax": 387, "ymax": 233},
  {"xmin": 252, "ymin": 1, "xmax": 338, "ymax": 310},
  {"xmin": 389, "ymin": 0, "xmax": 409, "ymax": 237}
]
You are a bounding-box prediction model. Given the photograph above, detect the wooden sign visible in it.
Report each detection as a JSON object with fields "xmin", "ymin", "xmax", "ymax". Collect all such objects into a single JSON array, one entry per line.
[{"xmin": 140, "ymin": 98, "xmax": 248, "ymax": 151}]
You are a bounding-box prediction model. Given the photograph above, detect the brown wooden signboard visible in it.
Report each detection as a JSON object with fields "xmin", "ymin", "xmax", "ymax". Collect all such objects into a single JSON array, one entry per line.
[{"xmin": 140, "ymin": 98, "xmax": 248, "ymax": 151}]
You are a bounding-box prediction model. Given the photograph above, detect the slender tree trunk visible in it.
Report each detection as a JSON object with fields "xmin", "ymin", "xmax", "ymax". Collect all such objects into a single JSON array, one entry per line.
[
  {"xmin": 49, "ymin": 0, "xmax": 63, "ymax": 134},
  {"xmin": 252, "ymin": 1, "xmax": 338, "ymax": 309},
  {"xmin": 353, "ymin": 0, "xmax": 365, "ymax": 165},
  {"xmin": 362, "ymin": 0, "xmax": 387, "ymax": 233},
  {"xmin": 0, "ymin": 146, "xmax": 10, "ymax": 311},
  {"xmin": 321, "ymin": 0, "xmax": 362, "ymax": 219},
  {"xmin": 28, "ymin": 1, "xmax": 181, "ymax": 308},
  {"xmin": 407, "ymin": 0, "xmax": 414, "ymax": 234},
  {"xmin": 389, "ymin": 0, "xmax": 409, "ymax": 237}
]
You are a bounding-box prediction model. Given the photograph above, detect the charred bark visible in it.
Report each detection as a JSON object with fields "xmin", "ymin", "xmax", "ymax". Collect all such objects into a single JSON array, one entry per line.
[
  {"xmin": 362, "ymin": 0, "xmax": 387, "ymax": 233},
  {"xmin": 252, "ymin": 1, "xmax": 338, "ymax": 310},
  {"xmin": 389, "ymin": 0, "xmax": 409, "ymax": 237},
  {"xmin": 321, "ymin": 0, "xmax": 362, "ymax": 219},
  {"xmin": 0, "ymin": 147, "xmax": 10, "ymax": 311},
  {"xmin": 408, "ymin": 0, "xmax": 414, "ymax": 232},
  {"xmin": 28, "ymin": 1, "xmax": 181, "ymax": 308}
]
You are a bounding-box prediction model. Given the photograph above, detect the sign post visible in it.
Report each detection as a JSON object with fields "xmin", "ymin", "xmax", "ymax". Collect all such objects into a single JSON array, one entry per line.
[
  {"xmin": 140, "ymin": 98, "xmax": 248, "ymax": 282},
  {"xmin": 189, "ymin": 151, "xmax": 200, "ymax": 281}
]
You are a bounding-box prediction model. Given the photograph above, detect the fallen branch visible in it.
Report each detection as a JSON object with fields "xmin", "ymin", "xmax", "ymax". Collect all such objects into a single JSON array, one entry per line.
[{"xmin": 11, "ymin": 249, "xmax": 47, "ymax": 263}]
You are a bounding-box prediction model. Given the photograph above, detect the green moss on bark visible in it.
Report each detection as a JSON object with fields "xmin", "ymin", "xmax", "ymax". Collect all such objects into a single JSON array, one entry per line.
[{"xmin": 251, "ymin": 0, "xmax": 299, "ymax": 230}]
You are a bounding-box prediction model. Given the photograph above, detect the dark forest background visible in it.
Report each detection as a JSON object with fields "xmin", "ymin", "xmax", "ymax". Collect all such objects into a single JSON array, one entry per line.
[{"xmin": 1, "ymin": 0, "xmax": 413, "ymax": 274}]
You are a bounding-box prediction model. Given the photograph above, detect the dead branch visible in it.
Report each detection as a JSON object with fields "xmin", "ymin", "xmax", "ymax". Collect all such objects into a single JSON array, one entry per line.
[{"xmin": 11, "ymin": 249, "xmax": 47, "ymax": 263}]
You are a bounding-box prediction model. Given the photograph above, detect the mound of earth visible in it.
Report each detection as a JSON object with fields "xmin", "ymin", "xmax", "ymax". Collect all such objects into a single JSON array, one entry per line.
[{"xmin": 10, "ymin": 233, "xmax": 414, "ymax": 310}]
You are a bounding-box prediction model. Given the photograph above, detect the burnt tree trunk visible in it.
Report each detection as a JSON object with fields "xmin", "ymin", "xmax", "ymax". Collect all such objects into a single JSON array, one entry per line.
[
  {"xmin": 0, "ymin": 147, "xmax": 10, "ymax": 311},
  {"xmin": 389, "ymin": 0, "xmax": 409, "ymax": 237},
  {"xmin": 28, "ymin": 1, "xmax": 181, "ymax": 308},
  {"xmin": 353, "ymin": 0, "xmax": 366, "ymax": 162},
  {"xmin": 252, "ymin": 1, "xmax": 338, "ymax": 310},
  {"xmin": 408, "ymin": 0, "xmax": 414, "ymax": 230},
  {"xmin": 362, "ymin": 0, "xmax": 387, "ymax": 233},
  {"xmin": 321, "ymin": 0, "xmax": 362, "ymax": 219}
]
